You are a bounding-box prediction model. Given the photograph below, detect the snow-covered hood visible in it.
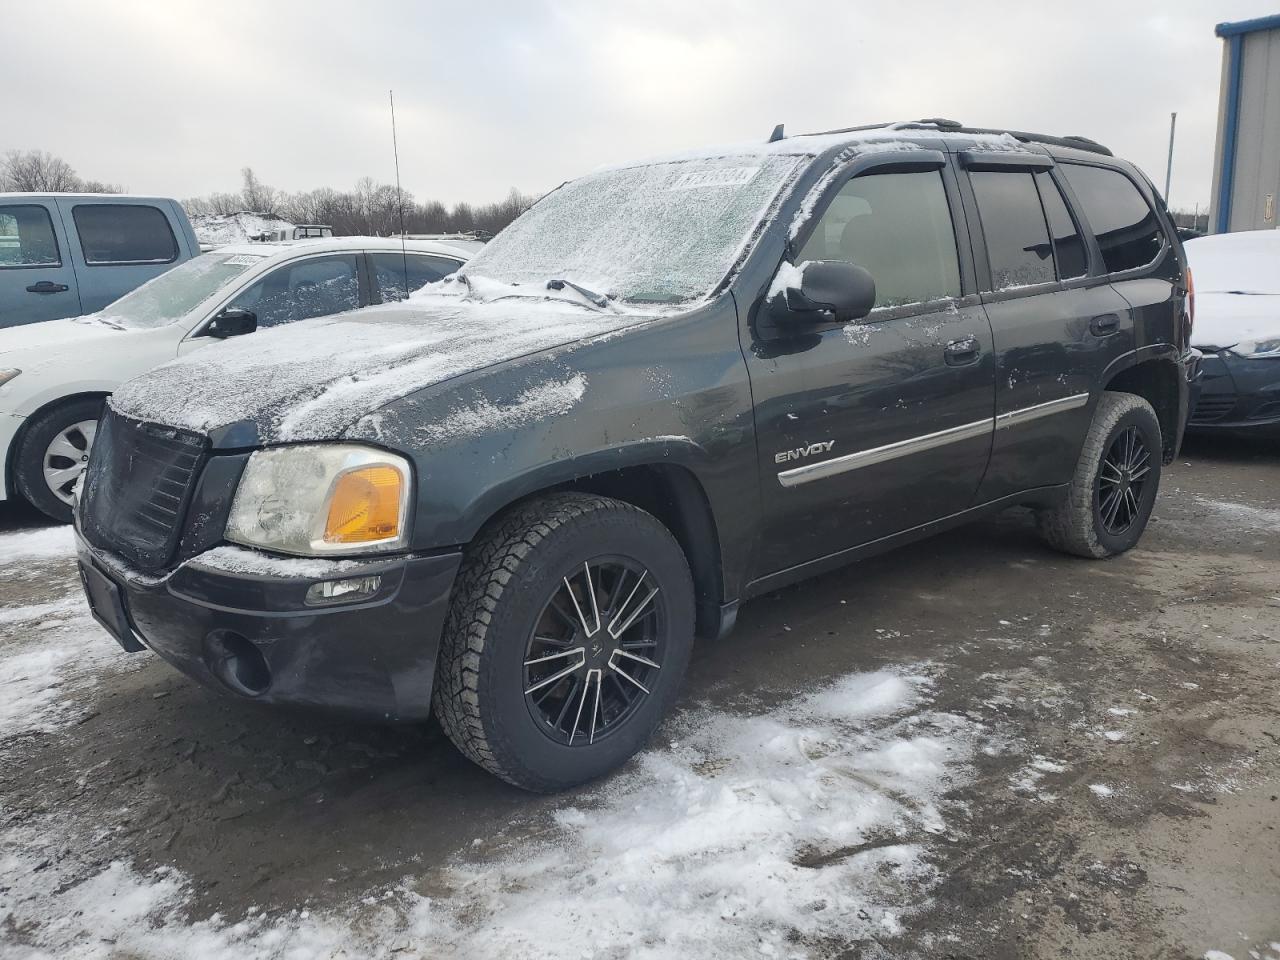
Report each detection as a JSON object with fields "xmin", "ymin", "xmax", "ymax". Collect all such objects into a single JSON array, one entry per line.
[
  {"xmin": 0, "ymin": 316, "xmax": 127, "ymax": 359},
  {"xmin": 109, "ymin": 295, "xmax": 654, "ymax": 443},
  {"xmin": 1191, "ymin": 291, "xmax": 1280, "ymax": 351}
]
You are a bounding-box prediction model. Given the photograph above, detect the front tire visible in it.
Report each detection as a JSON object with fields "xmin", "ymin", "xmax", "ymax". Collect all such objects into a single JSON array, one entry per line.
[
  {"xmin": 1038, "ymin": 391, "xmax": 1162, "ymax": 558},
  {"xmin": 433, "ymin": 493, "xmax": 695, "ymax": 792},
  {"xmin": 13, "ymin": 397, "xmax": 104, "ymax": 524}
]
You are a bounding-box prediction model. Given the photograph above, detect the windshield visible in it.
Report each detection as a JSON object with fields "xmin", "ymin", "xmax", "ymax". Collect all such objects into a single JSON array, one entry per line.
[
  {"xmin": 460, "ymin": 155, "xmax": 806, "ymax": 305},
  {"xmin": 98, "ymin": 251, "xmax": 268, "ymax": 329},
  {"xmin": 1186, "ymin": 232, "xmax": 1280, "ymax": 295}
]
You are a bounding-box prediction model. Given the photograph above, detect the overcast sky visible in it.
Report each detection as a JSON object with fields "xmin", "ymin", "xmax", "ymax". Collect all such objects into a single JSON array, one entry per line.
[{"xmin": 3, "ymin": 1, "xmax": 1273, "ymax": 212}]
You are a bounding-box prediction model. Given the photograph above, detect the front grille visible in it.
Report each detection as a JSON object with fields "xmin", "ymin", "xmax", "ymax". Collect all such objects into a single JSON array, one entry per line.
[
  {"xmin": 1190, "ymin": 392, "xmax": 1238, "ymax": 424},
  {"xmin": 80, "ymin": 409, "xmax": 208, "ymax": 571}
]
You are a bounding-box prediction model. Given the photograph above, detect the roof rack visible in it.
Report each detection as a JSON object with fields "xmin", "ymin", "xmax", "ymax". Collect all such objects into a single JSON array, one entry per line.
[{"xmin": 792, "ymin": 119, "xmax": 1114, "ymax": 157}]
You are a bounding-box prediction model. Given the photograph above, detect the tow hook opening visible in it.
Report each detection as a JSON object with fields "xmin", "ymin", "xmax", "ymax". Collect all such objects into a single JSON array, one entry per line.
[{"xmin": 204, "ymin": 630, "xmax": 271, "ymax": 697}]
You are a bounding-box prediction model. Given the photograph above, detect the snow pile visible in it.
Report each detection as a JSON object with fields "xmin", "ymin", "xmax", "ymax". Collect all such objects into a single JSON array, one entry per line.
[
  {"xmin": 109, "ymin": 295, "xmax": 645, "ymax": 443},
  {"xmin": 188, "ymin": 212, "xmax": 294, "ymax": 248},
  {"xmin": 0, "ymin": 525, "xmax": 75, "ymax": 564},
  {"xmin": 186, "ymin": 545, "xmax": 369, "ymax": 579},
  {"xmin": 0, "ymin": 668, "xmax": 978, "ymax": 958}
]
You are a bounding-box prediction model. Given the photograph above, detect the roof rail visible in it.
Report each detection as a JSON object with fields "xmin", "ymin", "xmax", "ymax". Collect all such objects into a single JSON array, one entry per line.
[{"xmin": 799, "ymin": 119, "xmax": 1114, "ymax": 157}]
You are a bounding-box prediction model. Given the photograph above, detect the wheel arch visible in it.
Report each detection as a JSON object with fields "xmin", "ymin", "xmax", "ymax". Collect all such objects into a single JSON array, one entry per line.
[
  {"xmin": 459, "ymin": 457, "xmax": 728, "ymax": 641},
  {"xmin": 6, "ymin": 390, "xmax": 111, "ymax": 500},
  {"xmin": 1101, "ymin": 351, "xmax": 1182, "ymax": 464}
]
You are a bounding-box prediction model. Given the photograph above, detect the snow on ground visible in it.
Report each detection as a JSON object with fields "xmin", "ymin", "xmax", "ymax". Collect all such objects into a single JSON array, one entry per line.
[
  {"xmin": 1, "ymin": 643, "xmax": 979, "ymax": 958},
  {"xmin": 1192, "ymin": 496, "xmax": 1280, "ymax": 534},
  {"xmin": 0, "ymin": 527, "xmax": 139, "ymax": 737},
  {"xmin": 188, "ymin": 212, "xmax": 293, "ymax": 248}
]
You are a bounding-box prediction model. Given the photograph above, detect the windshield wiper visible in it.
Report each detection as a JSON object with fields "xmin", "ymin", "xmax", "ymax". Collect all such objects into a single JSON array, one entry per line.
[
  {"xmin": 546, "ymin": 278, "xmax": 610, "ymax": 309},
  {"xmin": 75, "ymin": 315, "xmax": 125, "ymax": 330}
]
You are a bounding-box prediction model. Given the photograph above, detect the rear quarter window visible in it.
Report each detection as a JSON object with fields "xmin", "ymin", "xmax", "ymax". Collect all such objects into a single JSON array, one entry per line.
[
  {"xmin": 1059, "ymin": 164, "xmax": 1164, "ymax": 274},
  {"xmin": 72, "ymin": 204, "xmax": 178, "ymax": 265}
]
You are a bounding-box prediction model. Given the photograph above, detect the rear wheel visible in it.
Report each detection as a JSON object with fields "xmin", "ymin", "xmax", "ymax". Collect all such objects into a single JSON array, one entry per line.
[
  {"xmin": 1038, "ymin": 391, "xmax": 1162, "ymax": 558},
  {"xmin": 433, "ymin": 493, "xmax": 694, "ymax": 792},
  {"xmin": 14, "ymin": 397, "xmax": 104, "ymax": 524}
]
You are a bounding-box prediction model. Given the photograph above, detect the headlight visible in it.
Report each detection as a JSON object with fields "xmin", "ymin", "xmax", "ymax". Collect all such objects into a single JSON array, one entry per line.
[
  {"xmin": 225, "ymin": 444, "xmax": 412, "ymax": 556},
  {"xmin": 0, "ymin": 368, "xmax": 20, "ymax": 388},
  {"xmin": 1230, "ymin": 337, "xmax": 1280, "ymax": 359}
]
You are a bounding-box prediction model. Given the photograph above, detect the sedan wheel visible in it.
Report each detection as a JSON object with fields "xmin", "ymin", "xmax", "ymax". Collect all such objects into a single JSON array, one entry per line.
[{"xmin": 43, "ymin": 419, "xmax": 97, "ymax": 505}]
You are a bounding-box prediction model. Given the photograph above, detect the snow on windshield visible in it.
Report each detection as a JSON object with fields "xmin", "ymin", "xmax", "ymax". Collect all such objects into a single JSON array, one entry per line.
[
  {"xmin": 98, "ymin": 252, "xmax": 266, "ymax": 329},
  {"xmin": 461, "ymin": 155, "xmax": 806, "ymax": 305}
]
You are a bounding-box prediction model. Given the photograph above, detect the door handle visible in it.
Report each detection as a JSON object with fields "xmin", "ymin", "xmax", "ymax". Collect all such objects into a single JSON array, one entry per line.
[
  {"xmin": 1089, "ymin": 313, "xmax": 1121, "ymax": 336},
  {"xmin": 944, "ymin": 336, "xmax": 981, "ymax": 366},
  {"xmin": 26, "ymin": 281, "xmax": 70, "ymax": 294}
]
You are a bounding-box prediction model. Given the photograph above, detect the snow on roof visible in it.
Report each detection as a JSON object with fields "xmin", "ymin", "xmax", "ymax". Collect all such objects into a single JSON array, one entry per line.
[{"xmin": 196, "ymin": 236, "xmax": 481, "ymax": 262}]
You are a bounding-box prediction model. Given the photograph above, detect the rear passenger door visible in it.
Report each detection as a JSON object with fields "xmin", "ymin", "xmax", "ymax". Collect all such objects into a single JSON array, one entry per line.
[
  {"xmin": 57, "ymin": 199, "xmax": 184, "ymax": 312},
  {"xmin": 745, "ymin": 158, "xmax": 996, "ymax": 577},
  {"xmin": 960, "ymin": 153, "xmax": 1133, "ymax": 502},
  {"xmin": 368, "ymin": 252, "xmax": 463, "ymax": 303},
  {"xmin": 0, "ymin": 200, "xmax": 81, "ymax": 327}
]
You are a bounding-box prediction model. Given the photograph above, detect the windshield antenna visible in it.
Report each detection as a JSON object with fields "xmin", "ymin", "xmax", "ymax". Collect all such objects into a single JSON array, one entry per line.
[{"xmin": 390, "ymin": 89, "xmax": 409, "ymax": 299}]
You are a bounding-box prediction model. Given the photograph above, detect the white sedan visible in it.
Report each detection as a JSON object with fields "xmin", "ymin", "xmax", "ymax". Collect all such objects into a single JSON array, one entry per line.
[{"xmin": 0, "ymin": 236, "xmax": 480, "ymax": 521}]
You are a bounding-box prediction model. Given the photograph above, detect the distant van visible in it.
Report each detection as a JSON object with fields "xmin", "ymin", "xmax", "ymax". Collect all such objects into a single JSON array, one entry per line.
[{"xmin": 0, "ymin": 194, "xmax": 199, "ymax": 328}]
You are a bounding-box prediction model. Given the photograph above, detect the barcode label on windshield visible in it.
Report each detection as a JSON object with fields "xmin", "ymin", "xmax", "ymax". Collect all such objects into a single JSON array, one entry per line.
[
  {"xmin": 667, "ymin": 166, "xmax": 760, "ymax": 191},
  {"xmin": 223, "ymin": 254, "xmax": 265, "ymax": 266}
]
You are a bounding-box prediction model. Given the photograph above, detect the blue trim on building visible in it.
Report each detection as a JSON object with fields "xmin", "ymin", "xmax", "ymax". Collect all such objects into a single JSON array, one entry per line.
[
  {"xmin": 1215, "ymin": 34, "xmax": 1245, "ymax": 233},
  {"xmin": 1216, "ymin": 14, "xmax": 1280, "ymax": 38}
]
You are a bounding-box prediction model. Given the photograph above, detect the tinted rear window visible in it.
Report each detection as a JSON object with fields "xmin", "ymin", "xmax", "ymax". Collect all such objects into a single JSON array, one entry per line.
[
  {"xmin": 1035, "ymin": 172, "xmax": 1088, "ymax": 279},
  {"xmin": 0, "ymin": 204, "xmax": 60, "ymax": 267},
  {"xmin": 72, "ymin": 204, "xmax": 178, "ymax": 265},
  {"xmin": 970, "ymin": 171, "xmax": 1055, "ymax": 290},
  {"xmin": 1059, "ymin": 164, "xmax": 1164, "ymax": 274},
  {"xmin": 371, "ymin": 252, "xmax": 460, "ymax": 302}
]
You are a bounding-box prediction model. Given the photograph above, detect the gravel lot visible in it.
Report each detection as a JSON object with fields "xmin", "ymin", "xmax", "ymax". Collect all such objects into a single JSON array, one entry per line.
[{"xmin": 1, "ymin": 435, "xmax": 1277, "ymax": 959}]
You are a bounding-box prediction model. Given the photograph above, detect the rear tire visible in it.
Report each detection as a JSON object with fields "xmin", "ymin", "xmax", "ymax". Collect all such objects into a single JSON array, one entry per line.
[
  {"xmin": 14, "ymin": 397, "xmax": 104, "ymax": 524},
  {"xmin": 1038, "ymin": 391, "xmax": 1162, "ymax": 558},
  {"xmin": 433, "ymin": 493, "xmax": 695, "ymax": 792}
]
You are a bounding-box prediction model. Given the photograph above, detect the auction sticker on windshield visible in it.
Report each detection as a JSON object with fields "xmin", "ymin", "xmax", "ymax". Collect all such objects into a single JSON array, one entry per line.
[
  {"xmin": 223, "ymin": 254, "xmax": 266, "ymax": 266},
  {"xmin": 667, "ymin": 166, "xmax": 761, "ymax": 190}
]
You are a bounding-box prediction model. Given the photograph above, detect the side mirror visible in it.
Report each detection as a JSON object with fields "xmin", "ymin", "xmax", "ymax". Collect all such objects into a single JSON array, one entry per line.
[
  {"xmin": 206, "ymin": 307, "xmax": 257, "ymax": 339},
  {"xmin": 768, "ymin": 260, "xmax": 876, "ymax": 326}
]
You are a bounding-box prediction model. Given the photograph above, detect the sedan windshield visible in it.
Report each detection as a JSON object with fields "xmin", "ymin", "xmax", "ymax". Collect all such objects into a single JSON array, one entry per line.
[
  {"xmin": 98, "ymin": 251, "xmax": 268, "ymax": 329},
  {"xmin": 460, "ymin": 155, "xmax": 805, "ymax": 305}
]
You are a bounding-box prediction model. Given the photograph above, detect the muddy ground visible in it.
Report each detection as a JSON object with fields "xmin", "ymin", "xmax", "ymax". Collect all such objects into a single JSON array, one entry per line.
[{"xmin": 1, "ymin": 433, "xmax": 1277, "ymax": 959}]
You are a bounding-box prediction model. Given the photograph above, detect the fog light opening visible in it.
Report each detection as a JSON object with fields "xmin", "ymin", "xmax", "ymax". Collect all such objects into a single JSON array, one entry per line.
[
  {"xmin": 305, "ymin": 575, "xmax": 382, "ymax": 606},
  {"xmin": 204, "ymin": 631, "xmax": 271, "ymax": 697}
]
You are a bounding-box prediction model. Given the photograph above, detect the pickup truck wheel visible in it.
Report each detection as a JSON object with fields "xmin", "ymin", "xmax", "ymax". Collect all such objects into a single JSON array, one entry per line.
[
  {"xmin": 433, "ymin": 493, "xmax": 695, "ymax": 792},
  {"xmin": 13, "ymin": 397, "xmax": 104, "ymax": 524},
  {"xmin": 1037, "ymin": 391, "xmax": 1162, "ymax": 559}
]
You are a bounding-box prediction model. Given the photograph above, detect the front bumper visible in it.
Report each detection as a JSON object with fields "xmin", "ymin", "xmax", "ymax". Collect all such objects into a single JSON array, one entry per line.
[
  {"xmin": 75, "ymin": 532, "xmax": 462, "ymax": 721},
  {"xmin": 1187, "ymin": 350, "xmax": 1280, "ymax": 439}
]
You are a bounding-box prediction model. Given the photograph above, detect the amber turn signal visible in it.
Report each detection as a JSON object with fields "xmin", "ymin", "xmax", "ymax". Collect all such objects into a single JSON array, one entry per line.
[{"xmin": 323, "ymin": 465, "xmax": 403, "ymax": 544}]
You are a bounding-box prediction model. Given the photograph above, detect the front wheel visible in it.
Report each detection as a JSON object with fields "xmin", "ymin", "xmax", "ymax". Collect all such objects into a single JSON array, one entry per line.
[
  {"xmin": 433, "ymin": 493, "xmax": 695, "ymax": 792},
  {"xmin": 1038, "ymin": 391, "xmax": 1162, "ymax": 558},
  {"xmin": 13, "ymin": 397, "xmax": 104, "ymax": 523}
]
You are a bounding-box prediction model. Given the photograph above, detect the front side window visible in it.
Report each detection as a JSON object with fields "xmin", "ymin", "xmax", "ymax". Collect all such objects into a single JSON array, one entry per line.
[
  {"xmin": 970, "ymin": 171, "xmax": 1055, "ymax": 290},
  {"xmin": 1059, "ymin": 164, "xmax": 1164, "ymax": 274},
  {"xmin": 1035, "ymin": 172, "xmax": 1088, "ymax": 279},
  {"xmin": 228, "ymin": 254, "xmax": 360, "ymax": 328},
  {"xmin": 797, "ymin": 170, "xmax": 961, "ymax": 309},
  {"xmin": 371, "ymin": 253, "xmax": 460, "ymax": 302},
  {"xmin": 0, "ymin": 205, "xmax": 60, "ymax": 267},
  {"xmin": 72, "ymin": 204, "xmax": 178, "ymax": 265}
]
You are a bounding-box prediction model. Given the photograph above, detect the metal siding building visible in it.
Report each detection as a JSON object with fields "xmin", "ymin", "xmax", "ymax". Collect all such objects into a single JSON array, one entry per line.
[{"xmin": 1210, "ymin": 15, "xmax": 1280, "ymax": 233}]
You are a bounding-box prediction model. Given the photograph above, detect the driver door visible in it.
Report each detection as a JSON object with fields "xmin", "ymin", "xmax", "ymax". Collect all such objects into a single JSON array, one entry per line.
[{"xmin": 744, "ymin": 163, "xmax": 997, "ymax": 579}]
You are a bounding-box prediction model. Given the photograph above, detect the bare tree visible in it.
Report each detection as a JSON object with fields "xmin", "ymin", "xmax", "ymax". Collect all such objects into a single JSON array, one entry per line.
[
  {"xmin": 1, "ymin": 149, "xmax": 120, "ymax": 193},
  {"xmin": 240, "ymin": 167, "xmax": 279, "ymax": 215}
]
